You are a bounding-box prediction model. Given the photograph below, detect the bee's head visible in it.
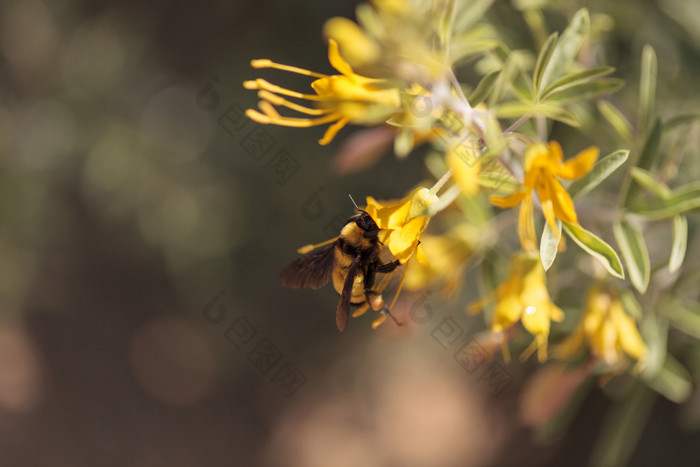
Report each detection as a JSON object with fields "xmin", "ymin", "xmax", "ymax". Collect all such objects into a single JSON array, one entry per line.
[
  {"xmin": 349, "ymin": 210, "xmax": 379, "ymax": 237},
  {"xmin": 346, "ymin": 193, "xmax": 380, "ymax": 238}
]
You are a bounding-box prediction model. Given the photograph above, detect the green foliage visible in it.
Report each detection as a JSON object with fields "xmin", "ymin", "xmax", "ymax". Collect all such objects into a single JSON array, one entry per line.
[
  {"xmin": 563, "ymin": 222, "xmax": 625, "ymax": 279},
  {"xmin": 613, "ymin": 219, "xmax": 650, "ymax": 293}
]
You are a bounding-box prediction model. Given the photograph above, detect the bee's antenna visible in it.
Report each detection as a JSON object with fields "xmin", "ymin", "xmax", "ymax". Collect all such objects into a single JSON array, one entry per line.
[{"xmin": 347, "ymin": 192, "xmax": 360, "ymax": 211}]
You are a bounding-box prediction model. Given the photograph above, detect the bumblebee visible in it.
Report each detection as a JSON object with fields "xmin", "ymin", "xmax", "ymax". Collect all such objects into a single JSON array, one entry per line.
[{"xmin": 280, "ymin": 204, "xmax": 401, "ymax": 331}]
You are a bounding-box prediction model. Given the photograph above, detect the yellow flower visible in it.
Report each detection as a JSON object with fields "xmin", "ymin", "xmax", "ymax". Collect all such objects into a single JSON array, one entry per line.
[
  {"xmin": 446, "ymin": 141, "xmax": 480, "ymax": 196},
  {"xmin": 403, "ymin": 223, "xmax": 476, "ymax": 297},
  {"xmin": 244, "ymin": 39, "xmax": 401, "ymax": 145},
  {"xmin": 555, "ymin": 285, "xmax": 647, "ymax": 370},
  {"xmin": 364, "ymin": 187, "xmax": 435, "ymax": 266},
  {"xmin": 323, "ymin": 17, "xmax": 381, "ymax": 68},
  {"xmin": 489, "ymin": 141, "xmax": 598, "ymax": 251},
  {"xmin": 470, "ymin": 251, "xmax": 565, "ymax": 363}
]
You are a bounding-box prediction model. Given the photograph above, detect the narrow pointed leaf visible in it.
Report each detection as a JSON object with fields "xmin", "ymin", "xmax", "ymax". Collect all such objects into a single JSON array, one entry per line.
[
  {"xmin": 619, "ymin": 289, "xmax": 643, "ymax": 321},
  {"xmin": 496, "ymin": 101, "xmax": 535, "ymax": 118},
  {"xmin": 454, "ymin": 0, "xmax": 496, "ymax": 33},
  {"xmin": 539, "ymin": 9, "xmax": 590, "ymax": 92},
  {"xmin": 546, "ymin": 78, "xmax": 624, "ymax": 105},
  {"xmin": 569, "ymin": 150, "xmax": 629, "ymax": 200},
  {"xmin": 533, "ymin": 33, "xmax": 559, "ymax": 98},
  {"xmin": 665, "ymin": 113, "xmax": 700, "ymax": 131},
  {"xmin": 540, "ymin": 220, "xmax": 561, "ymax": 271},
  {"xmin": 629, "ymin": 181, "xmax": 700, "ymax": 219},
  {"xmin": 629, "ymin": 167, "xmax": 671, "ymax": 198},
  {"xmin": 662, "ymin": 299, "xmax": 700, "ymax": 340},
  {"xmin": 478, "ymin": 171, "xmax": 520, "ymax": 193},
  {"xmin": 670, "ymin": 215, "xmax": 687, "ymax": 273},
  {"xmin": 563, "ymin": 222, "xmax": 624, "ymax": 278},
  {"xmin": 469, "ymin": 69, "xmax": 501, "ymax": 106},
  {"xmin": 643, "ymin": 354, "xmax": 692, "ymax": 403},
  {"xmin": 541, "ymin": 66, "xmax": 616, "ymax": 101},
  {"xmin": 598, "ymin": 100, "xmax": 633, "ymax": 143},
  {"xmin": 641, "ymin": 310, "xmax": 668, "ymax": 376},
  {"xmin": 537, "ymin": 104, "xmax": 580, "ymax": 127},
  {"xmin": 639, "ymin": 45, "xmax": 657, "ymax": 134},
  {"xmin": 613, "ymin": 219, "xmax": 650, "ymax": 293},
  {"xmin": 623, "ymin": 119, "xmax": 662, "ymax": 205}
]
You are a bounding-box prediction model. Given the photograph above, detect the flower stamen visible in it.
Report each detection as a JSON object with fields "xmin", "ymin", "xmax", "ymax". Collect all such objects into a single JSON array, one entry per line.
[
  {"xmin": 244, "ymin": 79, "xmax": 325, "ymax": 101},
  {"xmin": 245, "ymin": 109, "xmax": 344, "ymax": 128},
  {"xmin": 257, "ymin": 90, "xmax": 333, "ymax": 116},
  {"xmin": 250, "ymin": 59, "xmax": 328, "ymax": 79}
]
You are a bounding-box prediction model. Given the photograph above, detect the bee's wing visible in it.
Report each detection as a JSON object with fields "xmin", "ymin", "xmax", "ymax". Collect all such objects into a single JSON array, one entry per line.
[
  {"xmin": 336, "ymin": 258, "xmax": 360, "ymax": 332},
  {"xmin": 280, "ymin": 243, "xmax": 336, "ymax": 290}
]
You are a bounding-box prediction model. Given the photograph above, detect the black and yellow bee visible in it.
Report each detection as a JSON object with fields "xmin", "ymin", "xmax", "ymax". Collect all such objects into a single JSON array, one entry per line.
[{"xmin": 280, "ymin": 201, "xmax": 401, "ymax": 331}]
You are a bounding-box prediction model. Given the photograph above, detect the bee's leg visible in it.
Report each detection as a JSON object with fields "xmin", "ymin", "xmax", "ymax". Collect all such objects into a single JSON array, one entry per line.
[
  {"xmin": 363, "ymin": 262, "xmax": 384, "ymax": 312},
  {"xmin": 362, "ymin": 260, "xmax": 403, "ymax": 328},
  {"xmin": 375, "ymin": 259, "xmax": 401, "ymax": 273}
]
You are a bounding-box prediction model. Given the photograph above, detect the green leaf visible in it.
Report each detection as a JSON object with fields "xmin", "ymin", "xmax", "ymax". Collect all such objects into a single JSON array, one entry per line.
[
  {"xmin": 639, "ymin": 45, "xmax": 657, "ymax": 134},
  {"xmin": 539, "ymin": 8, "xmax": 590, "ymax": 93},
  {"xmin": 394, "ymin": 128, "xmax": 414, "ymax": 157},
  {"xmin": 629, "ymin": 167, "xmax": 671, "ymax": 198},
  {"xmin": 532, "ymin": 32, "xmax": 558, "ymax": 98},
  {"xmin": 598, "ymin": 100, "xmax": 633, "ymax": 143},
  {"xmin": 629, "ymin": 181, "xmax": 700, "ymax": 219},
  {"xmin": 643, "ymin": 354, "xmax": 692, "ymax": 403},
  {"xmin": 623, "ymin": 119, "xmax": 662, "ymax": 205},
  {"xmin": 522, "ymin": 7, "xmax": 548, "ymax": 51},
  {"xmin": 613, "ymin": 219, "xmax": 650, "ymax": 293},
  {"xmin": 619, "ymin": 289, "xmax": 643, "ymax": 321},
  {"xmin": 540, "ymin": 66, "xmax": 615, "ymax": 101},
  {"xmin": 563, "ymin": 222, "xmax": 625, "ymax": 278},
  {"xmin": 665, "ymin": 113, "xmax": 700, "ymax": 132},
  {"xmin": 495, "ymin": 101, "xmax": 534, "ymax": 118},
  {"xmin": 670, "ymin": 215, "xmax": 687, "ymax": 273},
  {"xmin": 453, "ymin": 0, "xmax": 495, "ymax": 33},
  {"xmin": 478, "ymin": 171, "xmax": 520, "ymax": 194},
  {"xmin": 540, "ymin": 220, "xmax": 561, "ymax": 271},
  {"xmin": 536, "ymin": 104, "xmax": 580, "ymax": 127},
  {"xmin": 569, "ymin": 149, "xmax": 629, "ymax": 200},
  {"xmin": 469, "ymin": 70, "xmax": 501, "ymax": 106},
  {"xmin": 545, "ymin": 78, "xmax": 624, "ymax": 104},
  {"xmin": 662, "ymin": 299, "xmax": 700, "ymax": 340},
  {"xmin": 590, "ymin": 383, "xmax": 655, "ymax": 467},
  {"xmin": 437, "ymin": 0, "xmax": 457, "ymax": 48},
  {"xmin": 641, "ymin": 310, "xmax": 668, "ymax": 376}
]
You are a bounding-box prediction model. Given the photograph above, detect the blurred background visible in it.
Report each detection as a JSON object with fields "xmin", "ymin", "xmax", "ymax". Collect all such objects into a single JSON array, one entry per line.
[{"xmin": 1, "ymin": 0, "xmax": 699, "ymax": 465}]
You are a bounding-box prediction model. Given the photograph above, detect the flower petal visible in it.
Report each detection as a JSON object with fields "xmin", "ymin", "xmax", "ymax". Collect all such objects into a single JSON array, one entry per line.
[
  {"xmin": 416, "ymin": 243, "xmax": 430, "ymax": 267},
  {"xmin": 542, "ymin": 176, "xmax": 578, "ymax": 224},
  {"xmin": 385, "ymin": 217, "xmax": 424, "ymax": 261},
  {"xmin": 447, "ymin": 144, "xmax": 481, "ymax": 196},
  {"xmin": 548, "ymin": 141, "xmax": 565, "ymax": 164},
  {"xmin": 611, "ymin": 301, "xmax": 647, "ymax": 361},
  {"xmin": 327, "ymin": 38, "xmax": 355, "ymax": 78},
  {"xmin": 554, "ymin": 326, "xmax": 586, "ymax": 359},
  {"xmin": 556, "ymin": 146, "xmax": 599, "ymax": 180},
  {"xmin": 518, "ymin": 193, "xmax": 537, "ymax": 252},
  {"xmin": 365, "ymin": 196, "xmax": 411, "ymax": 229},
  {"xmin": 489, "ymin": 191, "xmax": 525, "ymax": 208}
]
